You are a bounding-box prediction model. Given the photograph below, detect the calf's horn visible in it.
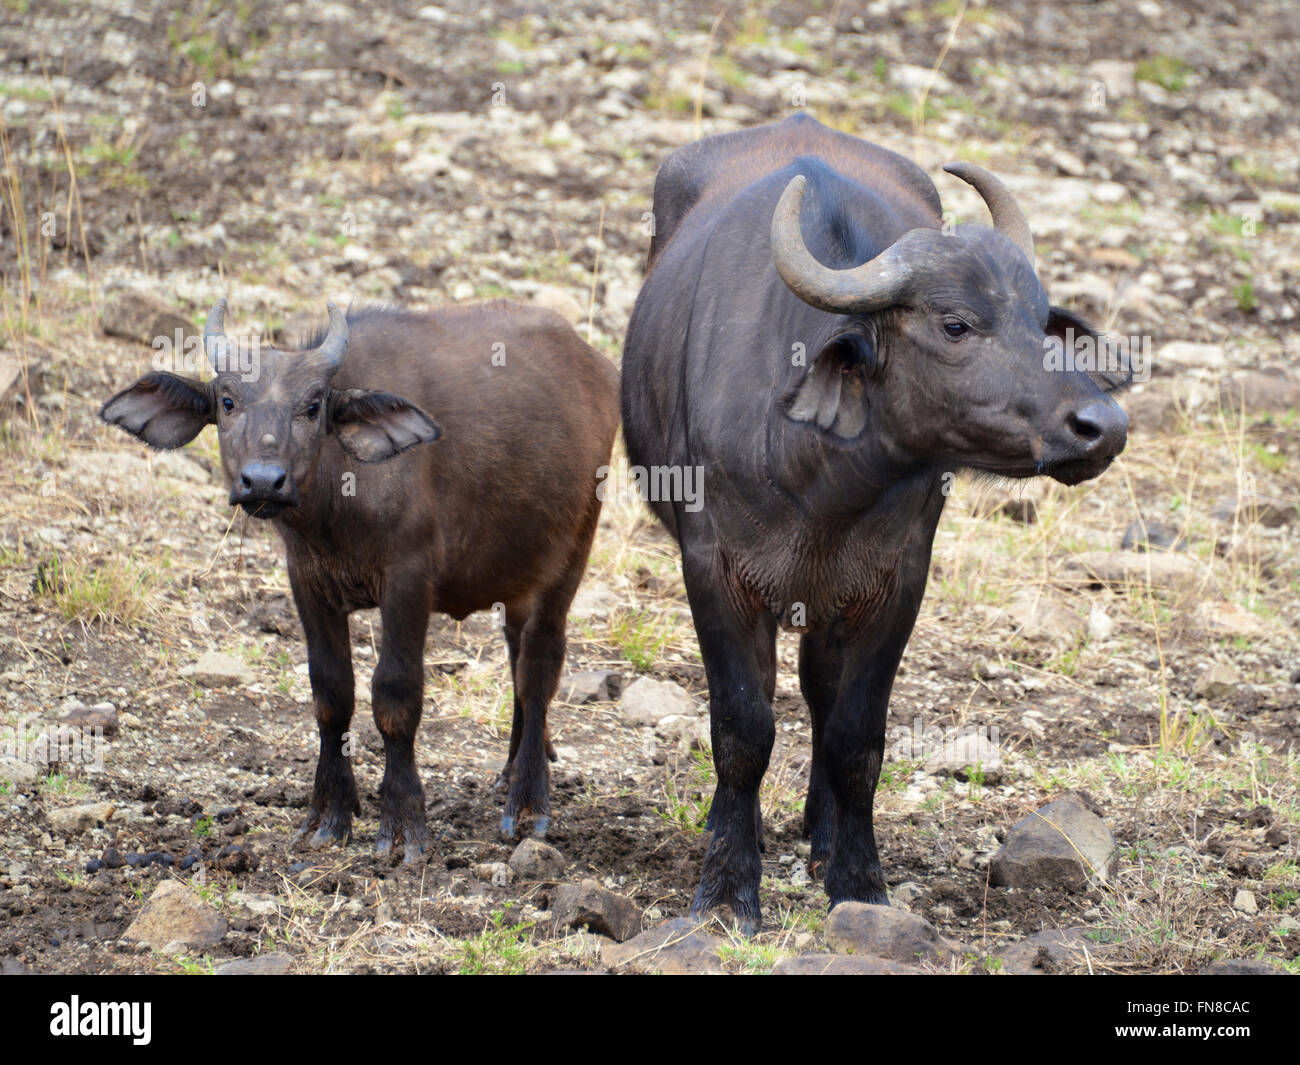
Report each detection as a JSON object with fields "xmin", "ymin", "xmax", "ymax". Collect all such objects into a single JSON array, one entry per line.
[
  {"xmin": 942, "ymin": 162, "xmax": 1035, "ymax": 267},
  {"xmin": 770, "ymin": 174, "xmax": 911, "ymax": 314},
  {"xmin": 315, "ymin": 302, "xmax": 350, "ymax": 376},
  {"xmin": 204, "ymin": 299, "xmax": 230, "ymax": 372}
]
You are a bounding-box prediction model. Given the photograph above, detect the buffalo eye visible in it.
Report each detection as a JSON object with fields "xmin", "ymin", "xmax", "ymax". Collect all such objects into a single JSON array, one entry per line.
[
  {"xmin": 304, "ymin": 400, "xmax": 321, "ymax": 421},
  {"xmin": 942, "ymin": 318, "xmax": 969, "ymax": 339},
  {"xmin": 221, "ymin": 396, "xmax": 234, "ymax": 413}
]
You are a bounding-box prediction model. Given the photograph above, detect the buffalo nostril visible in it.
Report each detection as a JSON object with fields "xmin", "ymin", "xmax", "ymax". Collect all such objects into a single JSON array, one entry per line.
[
  {"xmin": 1067, "ymin": 410, "xmax": 1103, "ymax": 442},
  {"xmin": 1066, "ymin": 400, "xmax": 1127, "ymax": 454},
  {"xmin": 272, "ymin": 471, "xmax": 285, "ymax": 491}
]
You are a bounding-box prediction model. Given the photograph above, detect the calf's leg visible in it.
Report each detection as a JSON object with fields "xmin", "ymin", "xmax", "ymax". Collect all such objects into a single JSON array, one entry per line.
[
  {"xmin": 372, "ymin": 574, "xmax": 433, "ymax": 863},
  {"xmin": 500, "ymin": 511, "xmax": 598, "ymax": 839},
  {"xmin": 292, "ymin": 583, "xmax": 360, "ymax": 848}
]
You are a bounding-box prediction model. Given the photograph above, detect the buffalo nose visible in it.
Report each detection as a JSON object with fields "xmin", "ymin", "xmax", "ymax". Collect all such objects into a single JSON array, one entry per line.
[
  {"xmin": 1065, "ymin": 399, "xmax": 1128, "ymax": 458},
  {"xmin": 239, "ymin": 462, "xmax": 287, "ymax": 497}
]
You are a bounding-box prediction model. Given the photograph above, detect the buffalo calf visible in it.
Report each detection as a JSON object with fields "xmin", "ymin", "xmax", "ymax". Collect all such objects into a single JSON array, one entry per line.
[{"xmin": 103, "ymin": 300, "xmax": 619, "ymax": 860}]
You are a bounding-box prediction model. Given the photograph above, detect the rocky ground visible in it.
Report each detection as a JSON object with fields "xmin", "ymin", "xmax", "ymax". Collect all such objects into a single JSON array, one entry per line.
[{"xmin": 0, "ymin": 0, "xmax": 1296, "ymax": 974}]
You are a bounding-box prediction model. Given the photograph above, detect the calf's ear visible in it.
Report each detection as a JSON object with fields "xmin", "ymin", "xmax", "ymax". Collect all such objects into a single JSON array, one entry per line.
[
  {"xmin": 1047, "ymin": 307, "xmax": 1132, "ymax": 393},
  {"xmin": 328, "ymin": 389, "xmax": 442, "ymax": 462},
  {"xmin": 781, "ymin": 332, "xmax": 875, "ymax": 439},
  {"xmin": 100, "ymin": 372, "xmax": 216, "ymax": 449}
]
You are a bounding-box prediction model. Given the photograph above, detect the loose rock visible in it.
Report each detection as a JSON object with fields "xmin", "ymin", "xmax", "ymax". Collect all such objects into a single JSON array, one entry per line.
[
  {"xmin": 825, "ymin": 903, "xmax": 955, "ymax": 965},
  {"xmin": 180, "ymin": 651, "xmax": 254, "ymax": 688},
  {"xmin": 124, "ymin": 880, "xmax": 228, "ymax": 952},
  {"xmin": 990, "ymin": 793, "xmax": 1117, "ymax": 891},
  {"xmin": 620, "ymin": 676, "xmax": 698, "ymax": 726},
  {"xmin": 601, "ymin": 917, "xmax": 724, "ymax": 974},
  {"xmin": 508, "ymin": 838, "xmax": 566, "ymax": 881},
  {"xmin": 550, "ymin": 879, "xmax": 641, "ymax": 941}
]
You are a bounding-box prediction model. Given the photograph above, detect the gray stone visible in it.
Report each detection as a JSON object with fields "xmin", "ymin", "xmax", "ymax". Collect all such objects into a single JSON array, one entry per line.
[
  {"xmin": 773, "ymin": 953, "xmax": 927, "ymax": 975},
  {"xmin": 58, "ymin": 701, "xmax": 119, "ymax": 736},
  {"xmin": 1231, "ymin": 889, "xmax": 1258, "ymax": 915},
  {"xmin": 1194, "ymin": 662, "xmax": 1242, "ymax": 700},
  {"xmin": 0, "ymin": 758, "xmax": 38, "ymax": 787},
  {"xmin": 1197, "ymin": 957, "xmax": 1286, "ymax": 975},
  {"xmin": 47, "ymin": 801, "xmax": 117, "ymax": 835},
  {"xmin": 1120, "ymin": 389, "xmax": 1179, "ymax": 433},
  {"xmin": 997, "ymin": 927, "xmax": 1116, "ymax": 974},
  {"xmin": 1120, "ymin": 518, "xmax": 1185, "ymax": 552},
  {"xmin": 1192, "ymin": 601, "xmax": 1266, "ymax": 639},
  {"xmin": 180, "ymin": 651, "xmax": 254, "ymax": 688},
  {"xmin": 124, "ymin": 880, "xmax": 228, "ymax": 952},
  {"xmin": 653, "ymin": 714, "xmax": 710, "ymax": 753},
  {"xmin": 560, "ymin": 670, "xmax": 623, "ymax": 704},
  {"xmin": 601, "ymin": 917, "xmax": 724, "ymax": 974},
  {"xmin": 1217, "ymin": 371, "xmax": 1300, "ymax": 416},
  {"xmin": 1005, "ymin": 590, "xmax": 1082, "ymax": 647},
  {"xmin": 215, "ymin": 952, "xmax": 294, "ymax": 975},
  {"xmin": 990, "ymin": 793, "xmax": 1117, "ymax": 891},
  {"xmin": 922, "ymin": 730, "xmax": 1002, "ymax": 784},
  {"xmin": 620, "ymin": 676, "xmax": 698, "ymax": 726},
  {"xmin": 550, "ymin": 879, "xmax": 642, "ymax": 941},
  {"xmin": 1063, "ymin": 551, "xmax": 1203, "ymax": 591},
  {"xmin": 825, "ymin": 903, "xmax": 955, "ymax": 965},
  {"xmin": 1210, "ymin": 495, "xmax": 1297, "ymax": 528},
  {"xmin": 1086, "ymin": 59, "xmax": 1136, "ymax": 98},
  {"xmin": 100, "ymin": 289, "xmax": 196, "ymax": 348},
  {"xmin": 508, "ymin": 838, "xmax": 566, "ymax": 881},
  {"xmin": 1159, "ymin": 341, "xmax": 1226, "ymax": 370}
]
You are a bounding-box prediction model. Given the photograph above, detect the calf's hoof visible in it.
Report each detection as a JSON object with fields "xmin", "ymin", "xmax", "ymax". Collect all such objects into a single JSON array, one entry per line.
[{"xmin": 293, "ymin": 810, "xmax": 352, "ymax": 850}]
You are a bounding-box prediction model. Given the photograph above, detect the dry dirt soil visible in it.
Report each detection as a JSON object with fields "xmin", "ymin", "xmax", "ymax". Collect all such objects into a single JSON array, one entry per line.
[{"xmin": 0, "ymin": 0, "xmax": 1296, "ymax": 974}]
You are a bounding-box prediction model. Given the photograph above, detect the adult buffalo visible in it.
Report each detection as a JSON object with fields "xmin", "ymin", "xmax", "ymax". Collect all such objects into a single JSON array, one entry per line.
[{"xmin": 622, "ymin": 113, "xmax": 1128, "ymax": 930}]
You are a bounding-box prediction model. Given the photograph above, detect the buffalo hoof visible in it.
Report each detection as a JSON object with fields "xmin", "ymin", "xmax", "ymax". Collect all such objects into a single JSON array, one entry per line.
[
  {"xmin": 375, "ymin": 809, "xmax": 429, "ymax": 864},
  {"xmin": 499, "ymin": 811, "xmax": 551, "ymax": 841},
  {"xmin": 293, "ymin": 810, "xmax": 351, "ymax": 850}
]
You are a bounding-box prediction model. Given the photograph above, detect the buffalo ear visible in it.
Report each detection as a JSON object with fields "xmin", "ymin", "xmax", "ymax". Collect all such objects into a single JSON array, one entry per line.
[
  {"xmin": 100, "ymin": 372, "xmax": 215, "ymax": 449},
  {"xmin": 781, "ymin": 332, "xmax": 874, "ymax": 439},
  {"xmin": 329, "ymin": 389, "xmax": 442, "ymax": 462},
  {"xmin": 1047, "ymin": 307, "xmax": 1132, "ymax": 393}
]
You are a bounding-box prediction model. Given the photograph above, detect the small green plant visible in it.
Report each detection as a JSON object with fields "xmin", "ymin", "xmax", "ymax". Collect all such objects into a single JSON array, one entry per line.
[
  {"xmin": 658, "ymin": 748, "xmax": 714, "ymax": 832},
  {"xmin": 609, "ymin": 609, "xmax": 677, "ymax": 672},
  {"xmin": 1234, "ymin": 279, "xmax": 1258, "ymax": 313},
  {"xmin": 718, "ymin": 939, "xmax": 782, "ymax": 974},
  {"xmin": 1136, "ymin": 55, "xmax": 1190, "ymax": 93},
  {"xmin": 193, "ymin": 814, "xmax": 214, "ymax": 839},
  {"xmin": 33, "ymin": 552, "xmax": 156, "ymax": 625},
  {"xmin": 173, "ymin": 953, "xmax": 214, "ymax": 975},
  {"xmin": 456, "ymin": 910, "xmax": 537, "ymax": 975}
]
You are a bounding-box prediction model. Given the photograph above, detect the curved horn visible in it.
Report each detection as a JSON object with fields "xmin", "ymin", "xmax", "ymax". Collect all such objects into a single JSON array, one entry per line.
[
  {"xmin": 942, "ymin": 161, "xmax": 1035, "ymax": 267},
  {"xmin": 315, "ymin": 302, "xmax": 350, "ymax": 376},
  {"xmin": 204, "ymin": 298, "xmax": 230, "ymax": 372},
  {"xmin": 770, "ymin": 175, "xmax": 911, "ymax": 314}
]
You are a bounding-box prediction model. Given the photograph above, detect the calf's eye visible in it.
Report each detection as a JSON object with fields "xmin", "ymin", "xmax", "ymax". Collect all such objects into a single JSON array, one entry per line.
[
  {"xmin": 943, "ymin": 319, "xmax": 969, "ymax": 339},
  {"xmin": 305, "ymin": 402, "xmax": 321, "ymax": 421},
  {"xmin": 222, "ymin": 396, "xmax": 234, "ymax": 413}
]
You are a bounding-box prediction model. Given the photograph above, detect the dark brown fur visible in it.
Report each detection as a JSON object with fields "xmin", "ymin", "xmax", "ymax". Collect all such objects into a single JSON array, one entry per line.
[{"xmin": 102, "ymin": 300, "xmax": 619, "ymax": 858}]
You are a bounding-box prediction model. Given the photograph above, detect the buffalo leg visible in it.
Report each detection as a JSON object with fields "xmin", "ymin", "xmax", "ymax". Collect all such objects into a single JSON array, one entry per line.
[
  {"xmin": 682, "ymin": 546, "xmax": 774, "ymax": 934},
  {"xmin": 292, "ymin": 585, "xmax": 360, "ymax": 848},
  {"xmin": 798, "ymin": 623, "xmax": 846, "ymax": 874},
  {"xmin": 822, "ymin": 616, "xmax": 916, "ymax": 907},
  {"xmin": 372, "ymin": 574, "xmax": 432, "ymax": 863},
  {"xmin": 500, "ymin": 514, "xmax": 595, "ymax": 839}
]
